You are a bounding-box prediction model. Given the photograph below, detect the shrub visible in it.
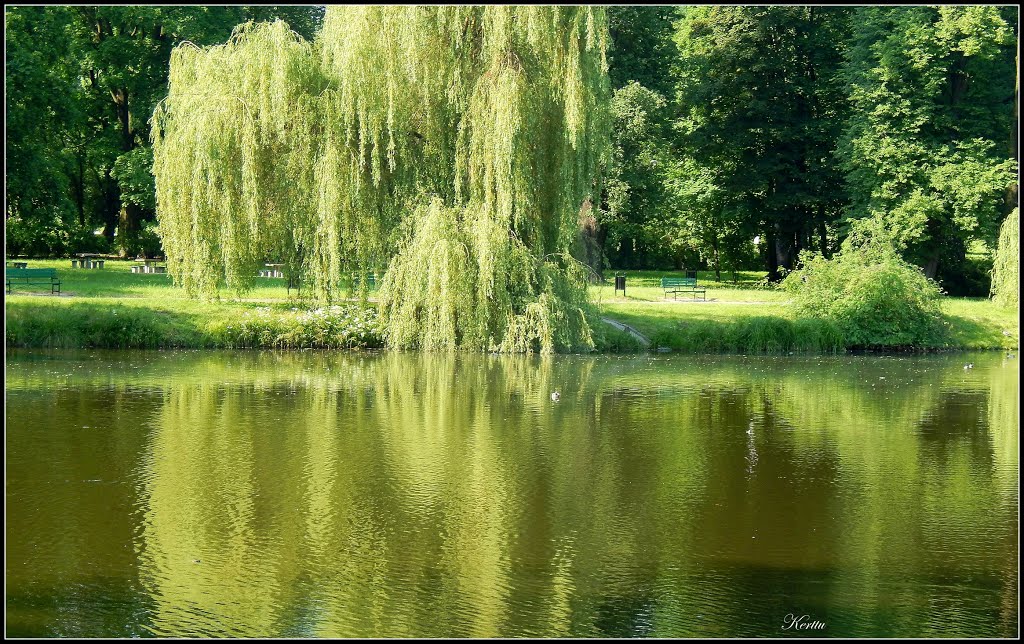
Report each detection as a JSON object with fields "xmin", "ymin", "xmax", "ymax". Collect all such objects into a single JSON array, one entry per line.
[
  {"xmin": 209, "ymin": 305, "xmax": 384, "ymax": 349},
  {"xmin": 784, "ymin": 241, "xmax": 946, "ymax": 349}
]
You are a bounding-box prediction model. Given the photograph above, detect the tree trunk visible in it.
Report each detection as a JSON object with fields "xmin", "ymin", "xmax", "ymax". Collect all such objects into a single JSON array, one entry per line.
[
  {"xmin": 118, "ymin": 202, "xmax": 142, "ymax": 257},
  {"xmin": 1007, "ymin": 50, "xmax": 1019, "ymax": 214},
  {"xmin": 924, "ymin": 252, "xmax": 940, "ymax": 280},
  {"xmin": 572, "ymin": 197, "xmax": 603, "ymax": 282},
  {"xmin": 819, "ymin": 210, "xmax": 827, "ymax": 255},
  {"xmin": 765, "ymin": 226, "xmax": 780, "ymax": 282},
  {"xmin": 113, "ymin": 86, "xmax": 140, "ymax": 255},
  {"xmin": 712, "ymin": 234, "xmax": 721, "ymax": 282},
  {"xmin": 100, "ymin": 172, "xmax": 119, "ymax": 243},
  {"xmin": 71, "ymin": 153, "xmax": 86, "ymax": 227},
  {"xmin": 774, "ymin": 222, "xmax": 795, "ymax": 274}
]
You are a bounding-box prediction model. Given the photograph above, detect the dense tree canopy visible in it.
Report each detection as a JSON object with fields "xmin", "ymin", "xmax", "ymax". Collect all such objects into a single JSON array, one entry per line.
[
  {"xmin": 675, "ymin": 6, "xmax": 852, "ymax": 281},
  {"xmin": 5, "ymin": 5, "xmax": 323, "ymax": 257},
  {"xmin": 839, "ymin": 6, "xmax": 1017, "ymax": 285},
  {"xmin": 152, "ymin": 7, "xmax": 611, "ymax": 353}
]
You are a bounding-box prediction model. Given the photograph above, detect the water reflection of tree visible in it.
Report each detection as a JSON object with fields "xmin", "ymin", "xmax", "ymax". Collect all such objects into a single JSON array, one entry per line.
[{"xmin": 101, "ymin": 351, "xmax": 1020, "ymax": 637}]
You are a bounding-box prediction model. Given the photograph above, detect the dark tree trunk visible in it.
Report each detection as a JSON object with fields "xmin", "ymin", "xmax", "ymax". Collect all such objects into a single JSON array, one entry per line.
[
  {"xmin": 774, "ymin": 222, "xmax": 795, "ymax": 274},
  {"xmin": 765, "ymin": 226, "xmax": 780, "ymax": 282},
  {"xmin": 100, "ymin": 171, "xmax": 119, "ymax": 242},
  {"xmin": 572, "ymin": 197, "xmax": 603, "ymax": 283},
  {"xmin": 712, "ymin": 234, "xmax": 721, "ymax": 282},
  {"xmin": 818, "ymin": 218, "xmax": 829, "ymax": 258},
  {"xmin": 924, "ymin": 252, "xmax": 940, "ymax": 280},
  {"xmin": 1007, "ymin": 51, "xmax": 1019, "ymax": 215},
  {"xmin": 112, "ymin": 86, "xmax": 140, "ymax": 256},
  {"xmin": 71, "ymin": 153, "xmax": 86, "ymax": 227}
]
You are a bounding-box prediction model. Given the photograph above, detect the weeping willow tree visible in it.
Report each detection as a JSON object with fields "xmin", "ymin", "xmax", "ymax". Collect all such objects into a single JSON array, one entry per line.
[
  {"xmin": 990, "ymin": 207, "xmax": 1018, "ymax": 309},
  {"xmin": 152, "ymin": 7, "xmax": 611, "ymax": 353}
]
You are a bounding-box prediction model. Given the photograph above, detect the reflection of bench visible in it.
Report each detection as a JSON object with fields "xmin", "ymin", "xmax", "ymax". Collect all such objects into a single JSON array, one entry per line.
[
  {"xmin": 7, "ymin": 268, "xmax": 60, "ymax": 295},
  {"xmin": 662, "ymin": 276, "xmax": 705, "ymax": 301}
]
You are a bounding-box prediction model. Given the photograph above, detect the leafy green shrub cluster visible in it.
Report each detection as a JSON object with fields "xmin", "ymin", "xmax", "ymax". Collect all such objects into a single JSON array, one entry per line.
[
  {"xmin": 209, "ymin": 305, "xmax": 383, "ymax": 349},
  {"xmin": 783, "ymin": 240, "xmax": 946, "ymax": 349}
]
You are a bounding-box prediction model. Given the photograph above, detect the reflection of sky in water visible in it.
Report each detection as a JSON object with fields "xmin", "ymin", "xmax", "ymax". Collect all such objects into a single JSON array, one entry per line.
[{"xmin": 5, "ymin": 350, "xmax": 1019, "ymax": 638}]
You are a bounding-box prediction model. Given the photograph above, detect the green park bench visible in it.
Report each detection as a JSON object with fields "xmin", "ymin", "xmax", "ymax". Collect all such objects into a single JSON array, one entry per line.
[
  {"xmin": 6, "ymin": 268, "xmax": 61, "ymax": 295},
  {"xmin": 353, "ymin": 272, "xmax": 377, "ymax": 290},
  {"xmin": 662, "ymin": 276, "xmax": 705, "ymax": 301}
]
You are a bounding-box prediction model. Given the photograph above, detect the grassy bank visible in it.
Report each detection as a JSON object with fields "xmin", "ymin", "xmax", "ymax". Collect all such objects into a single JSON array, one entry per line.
[
  {"xmin": 5, "ymin": 297, "xmax": 382, "ymax": 349},
  {"xmin": 601, "ymin": 297, "xmax": 1018, "ymax": 353},
  {"xmin": 5, "ymin": 260, "xmax": 1018, "ymax": 352}
]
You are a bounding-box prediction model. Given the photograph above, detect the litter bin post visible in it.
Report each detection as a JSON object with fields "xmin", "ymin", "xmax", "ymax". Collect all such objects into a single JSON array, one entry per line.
[{"xmin": 614, "ymin": 272, "xmax": 626, "ymax": 297}]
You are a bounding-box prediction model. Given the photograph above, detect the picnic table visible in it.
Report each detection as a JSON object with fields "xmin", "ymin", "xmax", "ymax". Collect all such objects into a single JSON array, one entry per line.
[
  {"xmin": 131, "ymin": 258, "xmax": 166, "ymax": 274},
  {"xmin": 259, "ymin": 263, "xmax": 285, "ymax": 278},
  {"xmin": 72, "ymin": 254, "xmax": 105, "ymax": 269}
]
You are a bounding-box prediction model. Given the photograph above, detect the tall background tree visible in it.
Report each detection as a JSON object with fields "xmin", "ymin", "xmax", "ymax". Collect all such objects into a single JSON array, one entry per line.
[
  {"xmin": 600, "ymin": 7, "xmax": 682, "ymax": 270},
  {"xmin": 5, "ymin": 5, "xmax": 323, "ymax": 257},
  {"xmin": 674, "ymin": 6, "xmax": 852, "ymax": 281},
  {"xmin": 6, "ymin": 6, "xmax": 83, "ymax": 256},
  {"xmin": 839, "ymin": 5, "xmax": 1017, "ymax": 294}
]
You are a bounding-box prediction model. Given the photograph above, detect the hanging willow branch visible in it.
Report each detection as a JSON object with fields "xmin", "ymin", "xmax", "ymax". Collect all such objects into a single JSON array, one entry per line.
[
  {"xmin": 991, "ymin": 207, "xmax": 1018, "ymax": 309},
  {"xmin": 152, "ymin": 7, "xmax": 611, "ymax": 353}
]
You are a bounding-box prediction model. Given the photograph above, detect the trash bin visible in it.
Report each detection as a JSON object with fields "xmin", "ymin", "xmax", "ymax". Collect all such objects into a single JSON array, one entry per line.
[{"xmin": 614, "ymin": 272, "xmax": 626, "ymax": 297}]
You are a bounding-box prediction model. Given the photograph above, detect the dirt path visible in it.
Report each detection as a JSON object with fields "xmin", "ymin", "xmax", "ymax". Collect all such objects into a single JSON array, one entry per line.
[{"xmin": 600, "ymin": 317, "xmax": 651, "ymax": 347}]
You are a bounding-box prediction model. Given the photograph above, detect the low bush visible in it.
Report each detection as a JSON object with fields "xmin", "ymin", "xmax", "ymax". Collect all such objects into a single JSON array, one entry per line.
[
  {"xmin": 783, "ymin": 240, "xmax": 947, "ymax": 349},
  {"xmin": 210, "ymin": 305, "xmax": 383, "ymax": 349}
]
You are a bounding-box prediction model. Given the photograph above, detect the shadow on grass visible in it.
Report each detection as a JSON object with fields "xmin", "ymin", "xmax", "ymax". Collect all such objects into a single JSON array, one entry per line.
[
  {"xmin": 646, "ymin": 316, "xmax": 847, "ymax": 354},
  {"xmin": 6, "ymin": 299, "xmax": 213, "ymax": 349},
  {"xmin": 941, "ymin": 313, "xmax": 1017, "ymax": 350}
]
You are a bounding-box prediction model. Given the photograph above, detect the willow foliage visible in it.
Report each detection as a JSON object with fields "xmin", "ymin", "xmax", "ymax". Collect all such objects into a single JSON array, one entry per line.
[
  {"xmin": 152, "ymin": 7, "xmax": 611, "ymax": 353},
  {"xmin": 991, "ymin": 208, "xmax": 1018, "ymax": 309}
]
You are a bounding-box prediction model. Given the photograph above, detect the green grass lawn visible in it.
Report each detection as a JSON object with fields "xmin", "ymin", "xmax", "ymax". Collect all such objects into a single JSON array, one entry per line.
[
  {"xmin": 5, "ymin": 259, "xmax": 1018, "ymax": 352},
  {"xmin": 5, "ymin": 258, "xmax": 304, "ymax": 301}
]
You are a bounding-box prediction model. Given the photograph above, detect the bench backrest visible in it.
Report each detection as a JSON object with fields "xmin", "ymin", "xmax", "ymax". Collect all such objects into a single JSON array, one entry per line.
[
  {"xmin": 6, "ymin": 268, "xmax": 57, "ymax": 278},
  {"xmin": 662, "ymin": 277, "xmax": 697, "ymax": 287}
]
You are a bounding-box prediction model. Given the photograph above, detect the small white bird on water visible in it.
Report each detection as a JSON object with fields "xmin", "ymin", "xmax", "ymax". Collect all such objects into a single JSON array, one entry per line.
[{"xmin": 551, "ymin": 391, "xmax": 561, "ymax": 401}]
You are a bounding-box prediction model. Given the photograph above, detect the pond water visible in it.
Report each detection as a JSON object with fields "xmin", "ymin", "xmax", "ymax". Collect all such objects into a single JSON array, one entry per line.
[{"xmin": 5, "ymin": 349, "xmax": 1018, "ymax": 638}]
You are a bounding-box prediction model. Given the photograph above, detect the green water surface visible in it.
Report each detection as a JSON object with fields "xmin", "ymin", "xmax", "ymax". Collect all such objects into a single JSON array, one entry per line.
[{"xmin": 5, "ymin": 350, "xmax": 1018, "ymax": 637}]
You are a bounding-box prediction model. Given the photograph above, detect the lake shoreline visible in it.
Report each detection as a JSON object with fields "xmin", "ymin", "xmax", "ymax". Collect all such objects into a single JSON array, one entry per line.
[
  {"xmin": 7, "ymin": 296, "xmax": 1017, "ymax": 354},
  {"xmin": 6, "ymin": 260, "xmax": 1017, "ymax": 354}
]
